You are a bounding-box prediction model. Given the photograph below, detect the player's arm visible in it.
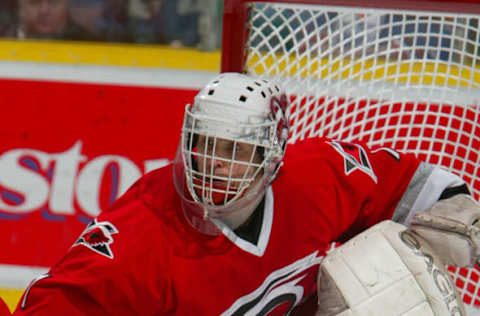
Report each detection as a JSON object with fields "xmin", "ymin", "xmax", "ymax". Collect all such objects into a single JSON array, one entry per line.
[
  {"xmin": 344, "ymin": 142, "xmax": 477, "ymax": 254},
  {"xmin": 360, "ymin": 145, "xmax": 470, "ymax": 228},
  {"xmin": 391, "ymin": 161, "xmax": 469, "ymax": 225},
  {"xmin": 384, "ymin": 155, "xmax": 480, "ymax": 267},
  {"xmin": 0, "ymin": 297, "xmax": 10, "ymax": 316},
  {"xmin": 374, "ymin": 158, "xmax": 480, "ymax": 267},
  {"xmin": 13, "ymin": 218, "xmax": 173, "ymax": 315},
  {"xmin": 13, "ymin": 251, "xmax": 172, "ymax": 315},
  {"xmin": 13, "ymin": 273, "xmax": 105, "ymax": 315}
]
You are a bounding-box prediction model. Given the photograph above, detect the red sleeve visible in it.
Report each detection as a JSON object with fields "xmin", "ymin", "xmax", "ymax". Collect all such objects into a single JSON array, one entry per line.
[
  {"xmin": 326, "ymin": 140, "xmax": 420, "ymax": 240},
  {"xmin": 281, "ymin": 138, "xmax": 420, "ymax": 242},
  {"xmin": 13, "ymin": 181, "xmax": 175, "ymax": 316},
  {"xmin": 0, "ymin": 297, "xmax": 10, "ymax": 316}
]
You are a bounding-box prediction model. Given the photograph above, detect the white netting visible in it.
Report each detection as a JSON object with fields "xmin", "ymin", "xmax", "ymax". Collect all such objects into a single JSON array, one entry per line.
[{"xmin": 243, "ymin": 1, "xmax": 480, "ymax": 310}]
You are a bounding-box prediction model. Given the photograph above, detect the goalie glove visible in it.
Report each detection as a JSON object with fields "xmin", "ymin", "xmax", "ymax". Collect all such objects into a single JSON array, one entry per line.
[
  {"xmin": 316, "ymin": 220, "xmax": 465, "ymax": 316},
  {"xmin": 410, "ymin": 194, "xmax": 480, "ymax": 267}
]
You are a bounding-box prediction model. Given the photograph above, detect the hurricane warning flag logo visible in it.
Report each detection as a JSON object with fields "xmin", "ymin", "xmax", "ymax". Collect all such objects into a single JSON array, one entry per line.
[
  {"xmin": 74, "ymin": 219, "xmax": 119, "ymax": 259},
  {"xmin": 328, "ymin": 141, "xmax": 377, "ymax": 183}
]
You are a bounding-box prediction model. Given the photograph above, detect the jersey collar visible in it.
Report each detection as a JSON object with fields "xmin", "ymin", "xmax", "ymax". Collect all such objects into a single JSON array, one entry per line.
[{"xmin": 211, "ymin": 186, "xmax": 273, "ymax": 257}]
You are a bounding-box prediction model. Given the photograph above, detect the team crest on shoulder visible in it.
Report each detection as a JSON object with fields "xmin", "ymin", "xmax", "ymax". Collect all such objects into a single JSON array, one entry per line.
[
  {"xmin": 74, "ymin": 219, "xmax": 119, "ymax": 259},
  {"xmin": 328, "ymin": 141, "xmax": 377, "ymax": 183}
]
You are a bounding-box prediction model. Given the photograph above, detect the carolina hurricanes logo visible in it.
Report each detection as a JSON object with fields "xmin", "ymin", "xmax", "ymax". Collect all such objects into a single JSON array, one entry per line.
[
  {"xmin": 328, "ymin": 141, "xmax": 377, "ymax": 183},
  {"xmin": 73, "ymin": 219, "xmax": 119, "ymax": 259},
  {"xmin": 222, "ymin": 252, "xmax": 323, "ymax": 316},
  {"xmin": 270, "ymin": 94, "xmax": 289, "ymax": 140}
]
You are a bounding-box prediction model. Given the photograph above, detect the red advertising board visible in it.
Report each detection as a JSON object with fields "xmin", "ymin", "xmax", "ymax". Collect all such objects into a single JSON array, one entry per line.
[{"xmin": 0, "ymin": 78, "xmax": 197, "ymax": 267}]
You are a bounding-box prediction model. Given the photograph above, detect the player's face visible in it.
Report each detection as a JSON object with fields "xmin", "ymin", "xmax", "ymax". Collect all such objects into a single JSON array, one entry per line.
[
  {"xmin": 20, "ymin": 0, "xmax": 69, "ymax": 36},
  {"xmin": 195, "ymin": 135, "xmax": 263, "ymax": 188}
]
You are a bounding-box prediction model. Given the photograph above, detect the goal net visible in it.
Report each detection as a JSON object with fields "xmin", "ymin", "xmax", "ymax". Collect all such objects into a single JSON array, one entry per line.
[{"xmin": 221, "ymin": 0, "xmax": 480, "ymax": 312}]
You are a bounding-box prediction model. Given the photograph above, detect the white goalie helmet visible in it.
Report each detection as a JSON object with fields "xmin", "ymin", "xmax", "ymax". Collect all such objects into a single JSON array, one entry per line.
[{"xmin": 173, "ymin": 73, "xmax": 289, "ymax": 234}]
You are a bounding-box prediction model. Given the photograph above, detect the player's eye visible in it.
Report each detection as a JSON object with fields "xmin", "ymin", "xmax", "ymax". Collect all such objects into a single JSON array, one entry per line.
[{"xmin": 206, "ymin": 141, "xmax": 214, "ymax": 151}]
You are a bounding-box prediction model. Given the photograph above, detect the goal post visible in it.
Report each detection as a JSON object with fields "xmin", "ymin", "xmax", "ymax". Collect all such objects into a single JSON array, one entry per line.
[{"xmin": 221, "ymin": 0, "xmax": 480, "ymax": 312}]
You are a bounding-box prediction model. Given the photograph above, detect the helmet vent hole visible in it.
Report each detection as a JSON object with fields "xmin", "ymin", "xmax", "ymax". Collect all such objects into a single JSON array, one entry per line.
[
  {"xmin": 261, "ymin": 91, "xmax": 266, "ymax": 98},
  {"xmin": 247, "ymin": 86, "xmax": 254, "ymax": 91},
  {"xmin": 254, "ymin": 81, "xmax": 262, "ymax": 86},
  {"xmin": 239, "ymin": 95, "xmax": 247, "ymax": 102},
  {"xmin": 275, "ymin": 86, "xmax": 280, "ymax": 92},
  {"xmin": 268, "ymin": 88, "xmax": 273, "ymax": 94},
  {"xmin": 213, "ymin": 80, "xmax": 219, "ymax": 84},
  {"xmin": 208, "ymin": 89, "xmax": 215, "ymax": 95}
]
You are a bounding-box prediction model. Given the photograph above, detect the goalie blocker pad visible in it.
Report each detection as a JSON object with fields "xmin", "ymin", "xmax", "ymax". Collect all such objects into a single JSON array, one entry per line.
[{"xmin": 316, "ymin": 220, "xmax": 465, "ymax": 316}]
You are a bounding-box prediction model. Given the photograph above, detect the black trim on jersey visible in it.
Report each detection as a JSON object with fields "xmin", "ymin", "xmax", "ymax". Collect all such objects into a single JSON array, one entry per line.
[
  {"xmin": 230, "ymin": 270, "xmax": 296, "ymax": 315},
  {"xmin": 234, "ymin": 197, "xmax": 265, "ymax": 245},
  {"xmin": 439, "ymin": 184, "xmax": 470, "ymax": 200}
]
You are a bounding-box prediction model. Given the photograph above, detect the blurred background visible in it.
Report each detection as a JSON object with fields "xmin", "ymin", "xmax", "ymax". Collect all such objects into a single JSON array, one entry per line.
[{"xmin": 0, "ymin": 0, "xmax": 223, "ymax": 50}]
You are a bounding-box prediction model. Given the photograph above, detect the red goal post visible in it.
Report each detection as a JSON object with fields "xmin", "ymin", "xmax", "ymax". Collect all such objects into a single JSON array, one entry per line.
[{"xmin": 221, "ymin": 0, "xmax": 480, "ymax": 312}]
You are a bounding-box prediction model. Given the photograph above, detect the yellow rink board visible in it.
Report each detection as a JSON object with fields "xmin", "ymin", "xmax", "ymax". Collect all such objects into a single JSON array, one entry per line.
[
  {"xmin": 0, "ymin": 289, "xmax": 23, "ymax": 313},
  {"xmin": 2, "ymin": 39, "xmax": 479, "ymax": 85},
  {"xmin": 0, "ymin": 39, "xmax": 222, "ymax": 71}
]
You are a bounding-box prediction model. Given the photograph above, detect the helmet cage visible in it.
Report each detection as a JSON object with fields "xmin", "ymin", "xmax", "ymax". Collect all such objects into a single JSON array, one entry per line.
[{"xmin": 180, "ymin": 103, "xmax": 283, "ymax": 208}]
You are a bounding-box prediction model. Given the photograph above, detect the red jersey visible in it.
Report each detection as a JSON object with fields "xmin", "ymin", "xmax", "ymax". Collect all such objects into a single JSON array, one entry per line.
[
  {"xmin": 0, "ymin": 297, "xmax": 10, "ymax": 316},
  {"xmin": 14, "ymin": 138, "xmax": 422, "ymax": 315}
]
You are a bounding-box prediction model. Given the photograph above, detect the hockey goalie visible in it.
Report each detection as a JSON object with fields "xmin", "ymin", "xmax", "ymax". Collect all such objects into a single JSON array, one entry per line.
[{"xmin": 316, "ymin": 194, "xmax": 480, "ymax": 316}]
